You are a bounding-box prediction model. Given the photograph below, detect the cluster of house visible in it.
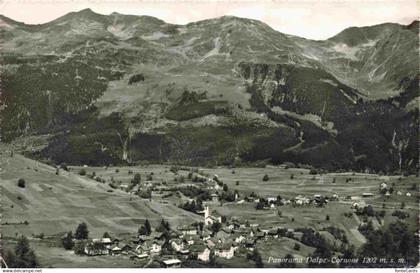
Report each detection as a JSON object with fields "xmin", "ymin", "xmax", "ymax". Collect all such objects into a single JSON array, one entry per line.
[
  {"xmin": 379, "ymin": 182, "xmax": 412, "ymax": 197},
  {"xmin": 81, "ymin": 206, "xmax": 298, "ymax": 267}
]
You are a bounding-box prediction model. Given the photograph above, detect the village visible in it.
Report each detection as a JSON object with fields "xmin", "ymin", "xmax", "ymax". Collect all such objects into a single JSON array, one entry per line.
[
  {"xmin": 59, "ymin": 164, "xmax": 417, "ymax": 268},
  {"xmin": 1, "ymin": 150, "xmax": 417, "ymax": 268}
]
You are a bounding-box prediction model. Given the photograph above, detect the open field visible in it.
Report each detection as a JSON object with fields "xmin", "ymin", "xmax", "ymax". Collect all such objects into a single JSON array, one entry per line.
[
  {"xmin": 2, "ymin": 238, "xmax": 143, "ymax": 268},
  {"xmin": 0, "ymin": 151, "xmax": 201, "ymax": 239}
]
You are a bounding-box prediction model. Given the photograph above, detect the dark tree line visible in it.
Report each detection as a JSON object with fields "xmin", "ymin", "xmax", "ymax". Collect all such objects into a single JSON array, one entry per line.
[{"xmin": 2, "ymin": 236, "xmax": 39, "ymax": 268}]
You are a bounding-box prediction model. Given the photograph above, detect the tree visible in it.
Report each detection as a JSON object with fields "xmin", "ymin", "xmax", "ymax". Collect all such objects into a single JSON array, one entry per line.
[
  {"xmin": 294, "ymin": 243, "xmax": 301, "ymax": 251},
  {"xmin": 102, "ymin": 232, "xmax": 110, "ymax": 238},
  {"xmin": 78, "ymin": 169, "xmax": 86, "ymax": 176},
  {"xmin": 223, "ymin": 184, "xmax": 229, "ymax": 192},
  {"xmin": 255, "ymin": 202, "xmax": 265, "ymax": 210},
  {"xmin": 132, "ymin": 173, "xmax": 141, "ymax": 185},
  {"xmin": 144, "ymin": 219, "xmax": 152, "ymax": 235},
  {"xmin": 156, "ymin": 219, "xmax": 170, "ymax": 232},
  {"xmin": 2, "ymin": 250, "xmax": 16, "ymax": 268},
  {"xmin": 290, "ymin": 174, "xmax": 294, "ymax": 179},
  {"xmin": 14, "ymin": 236, "xmax": 39, "ymax": 268},
  {"xmin": 138, "ymin": 219, "xmax": 152, "ymax": 236},
  {"xmin": 75, "ymin": 222, "xmax": 89, "ymax": 240},
  {"xmin": 62, "ymin": 231, "xmax": 75, "ymax": 250},
  {"xmin": 17, "ymin": 178, "xmax": 26, "ymax": 188},
  {"xmin": 262, "ymin": 174, "xmax": 269, "ymax": 181},
  {"xmin": 210, "ymin": 222, "xmax": 222, "ymax": 234}
]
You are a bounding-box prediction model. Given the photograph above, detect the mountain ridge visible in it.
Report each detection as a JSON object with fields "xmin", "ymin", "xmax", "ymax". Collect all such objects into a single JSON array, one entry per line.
[
  {"xmin": 0, "ymin": 9, "xmax": 417, "ymax": 40},
  {"xmin": 0, "ymin": 9, "xmax": 418, "ymax": 173}
]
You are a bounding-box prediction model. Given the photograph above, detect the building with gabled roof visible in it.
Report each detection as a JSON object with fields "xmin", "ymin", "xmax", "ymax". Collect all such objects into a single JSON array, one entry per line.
[
  {"xmin": 214, "ymin": 242, "xmax": 236, "ymax": 259},
  {"xmin": 190, "ymin": 243, "xmax": 211, "ymax": 262},
  {"xmin": 177, "ymin": 224, "xmax": 198, "ymax": 236}
]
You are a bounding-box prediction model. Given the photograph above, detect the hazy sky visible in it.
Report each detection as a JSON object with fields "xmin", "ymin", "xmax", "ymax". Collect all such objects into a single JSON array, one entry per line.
[{"xmin": 0, "ymin": 0, "xmax": 418, "ymax": 39}]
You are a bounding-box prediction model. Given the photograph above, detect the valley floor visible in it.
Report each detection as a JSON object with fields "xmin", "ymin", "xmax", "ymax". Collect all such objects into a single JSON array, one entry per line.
[{"xmin": 0, "ymin": 147, "xmax": 418, "ymax": 268}]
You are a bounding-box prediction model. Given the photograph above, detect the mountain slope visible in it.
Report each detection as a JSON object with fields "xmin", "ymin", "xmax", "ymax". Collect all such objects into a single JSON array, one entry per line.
[{"xmin": 0, "ymin": 10, "xmax": 418, "ymax": 173}]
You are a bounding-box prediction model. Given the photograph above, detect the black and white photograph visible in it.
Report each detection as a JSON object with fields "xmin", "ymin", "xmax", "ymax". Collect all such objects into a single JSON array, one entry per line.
[{"xmin": 0, "ymin": 0, "xmax": 418, "ymax": 270}]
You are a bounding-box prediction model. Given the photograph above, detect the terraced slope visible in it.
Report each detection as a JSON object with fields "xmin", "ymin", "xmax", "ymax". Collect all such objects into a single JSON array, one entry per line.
[{"xmin": 0, "ymin": 148, "xmax": 201, "ymax": 238}]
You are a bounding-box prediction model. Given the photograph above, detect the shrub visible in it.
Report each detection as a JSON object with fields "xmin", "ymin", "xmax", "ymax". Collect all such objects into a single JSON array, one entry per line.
[
  {"xmin": 391, "ymin": 210, "xmax": 409, "ymax": 219},
  {"xmin": 138, "ymin": 189, "xmax": 152, "ymax": 199},
  {"xmin": 78, "ymin": 169, "xmax": 86, "ymax": 176},
  {"xmin": 128, "ymin": 73, "xmax": 145, "ymax": 85},
  {"xmin": 62, "ymin": 232, "xmax": 75, "ymax": 250},
  {"xmin": 17, "ymin": 178, "xmax": 26, "ymax": 188},
  {"xmin": 255, "ymin": 202, "xmax": 265, "ymax": 210},
  {"xmin": 294, "ymin": 243, "xmax": 301, "ymax": 251},
  {"xmin": 262, "ymin": 174, "xmax": 269, "ymax": 181},
  {"xmin": 309, "ymin": 168, "xmax": 318, "ymax": 175}
]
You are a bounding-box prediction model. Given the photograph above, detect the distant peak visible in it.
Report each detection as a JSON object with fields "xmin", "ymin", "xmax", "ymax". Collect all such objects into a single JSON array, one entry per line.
[
  {"xmin": 405, "ymin": 20, "xmax": 419, "ymax": 34},
  {"xmin": 78, "ymin": 8, "xmax": 94, "ymax": 13}
]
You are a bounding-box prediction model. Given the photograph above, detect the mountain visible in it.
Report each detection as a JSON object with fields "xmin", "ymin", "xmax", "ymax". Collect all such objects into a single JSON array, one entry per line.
[{"xmin": 0, "ymin": 9, "xmax": 418, "ymax": 173}]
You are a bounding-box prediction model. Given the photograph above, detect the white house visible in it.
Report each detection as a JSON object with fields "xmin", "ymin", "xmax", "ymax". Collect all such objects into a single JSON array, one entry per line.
[
  {"xmin": 189, "ymin": 243, "xmax": 211, "ymax": 262},
  {"xmin": 234, "ymin": 234, "xmax": 245, "ymax": 243},
  {"xmin": 196, "ymin": 246, "xmax": 211, "ymax": 262},
  {"xmin": 151, "ymin": 241, "xmax": 163, "ymax": 253},
  {"xmin": 214, "ymin": 244, "xmax": 236, "ymax": 259},
  {"xmin": 267, "ymin": 197, "xmax": 277, "ymax": 203},
  {"xmin": 380, "ymin": 182, "xmax": 388, "ymax": 191},
  {"xmin": 171, "ymin": 239, "xmax": 186, "ymax": 252}
]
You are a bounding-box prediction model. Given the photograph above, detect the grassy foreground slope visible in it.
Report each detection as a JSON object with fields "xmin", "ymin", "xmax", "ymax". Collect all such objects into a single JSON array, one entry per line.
[{"xmin": 0, "ymin": 147, "xmax": 201, "ymax": 238}]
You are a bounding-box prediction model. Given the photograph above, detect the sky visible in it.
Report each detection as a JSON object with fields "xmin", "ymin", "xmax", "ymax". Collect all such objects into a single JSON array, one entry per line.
[{"xmin": 0, "ymin": 0, "xmax": 418, "ymax": 40}]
